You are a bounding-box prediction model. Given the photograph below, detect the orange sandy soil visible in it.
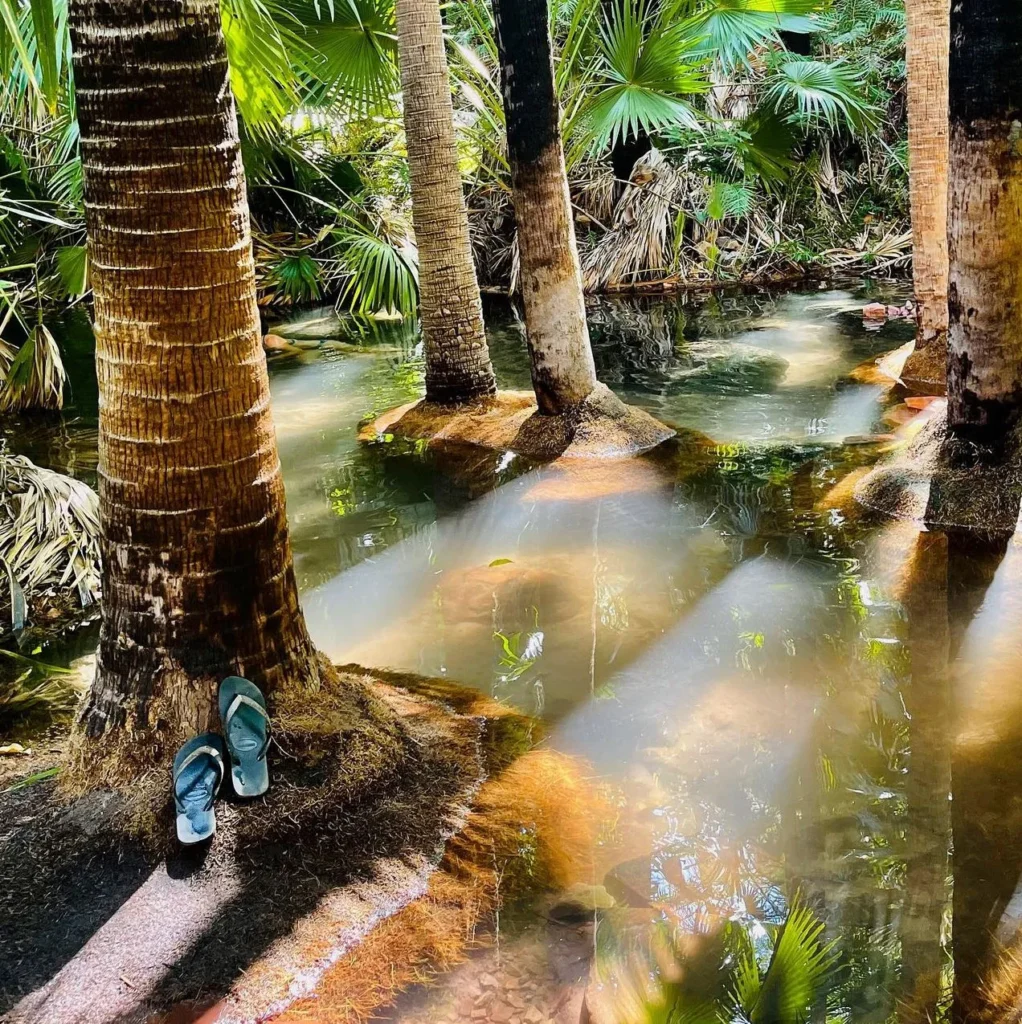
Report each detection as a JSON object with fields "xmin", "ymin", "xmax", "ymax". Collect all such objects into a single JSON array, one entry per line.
[{"xmin": 145, "ymin": 685, "xmax": 606, "ymax": 1024}]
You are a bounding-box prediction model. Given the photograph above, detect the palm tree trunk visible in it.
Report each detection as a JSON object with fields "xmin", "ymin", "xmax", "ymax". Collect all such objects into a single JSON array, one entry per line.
[
  {"xmin": 396, "ymin": 0, "xmax": 497, "ymax": 404},
  {"xmin": 901, "ymin": 0, "xmax": 950, "ymax": 389},
  {"xmin": 491, "ymin": 0, "xmax": 599, "ymax": 415},
  {"xmin": 69, "ymin": 0, "xmax": 319, "ymax": 757},
  {"xmin": 946, "ymin": 0, "xmax": 1022, "ymax": 437}
]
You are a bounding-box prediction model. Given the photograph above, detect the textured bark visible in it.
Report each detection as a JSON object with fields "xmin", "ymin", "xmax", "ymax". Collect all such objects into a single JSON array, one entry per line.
[
  {"xmin": 492, "ymin": 0, "xmax": 599, "ymax": 415},
  {"xmin": 946, "ymin": 0, "xmax": 1022, "ymax": 437},
  {"xmin": 69, "ymin": 0, "xmax": 319, "ymax": 752},
  {"xmin": 396, "ymin": 0, "xmax": 496, "ymax": 404},
  {"xmin": 901, "ymin": 0, "xmax": 950, "ymax": 388}
]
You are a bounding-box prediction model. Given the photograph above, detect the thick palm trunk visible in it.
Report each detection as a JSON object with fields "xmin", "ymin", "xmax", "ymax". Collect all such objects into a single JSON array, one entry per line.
[
  {"xmin": 491, "ymin": 0, "xmax": 599, "ymax": 415},
  {"xmin": 946, "ymin": 0, "xmax": 1022, "ymax": 437},
  {"xmin": 396, "ymin": 0, "xmax": 497, "ymax": 404},
  {"xmin": 69, "ymin": 0, "xmax": 319, "ymax": 755},
  {"xmin": 901, "ymin": 0, "xmax": 949, "ymax": 388}
]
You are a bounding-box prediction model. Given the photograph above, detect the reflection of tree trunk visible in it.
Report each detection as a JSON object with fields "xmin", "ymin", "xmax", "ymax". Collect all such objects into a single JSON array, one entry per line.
[
  {"xmin": 899, "ymin": 532, "xmax": 951, "ymax": 1024},
  {"xmin": 946, "ymin": 529, "xmax": 1021, "ymax": 1024}
]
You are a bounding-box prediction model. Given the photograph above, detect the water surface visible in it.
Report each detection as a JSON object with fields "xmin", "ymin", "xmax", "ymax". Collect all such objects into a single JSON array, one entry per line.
[{"xmin": 11, "ymin": 283, "xmax": 1018, "ymax": 1023}]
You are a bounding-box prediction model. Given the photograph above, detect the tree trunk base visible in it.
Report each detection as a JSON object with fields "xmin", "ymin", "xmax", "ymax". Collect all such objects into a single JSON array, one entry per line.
[
  {"xmin": 361, "ymin": 386, "xmax": 675, "ymax": 462},
  {"xmin": 853, "ymin": 402, "xmax": 1022, "ymax": 531},
  {"xmin": 61, "ymin": 657, "xmax": 406, "ymax": 844}
]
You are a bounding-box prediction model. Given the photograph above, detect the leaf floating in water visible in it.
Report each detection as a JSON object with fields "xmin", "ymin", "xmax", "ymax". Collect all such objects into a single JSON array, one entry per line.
[{"xmin": 488, "ymin": 558, "xmax": 514, "ymax": 567}]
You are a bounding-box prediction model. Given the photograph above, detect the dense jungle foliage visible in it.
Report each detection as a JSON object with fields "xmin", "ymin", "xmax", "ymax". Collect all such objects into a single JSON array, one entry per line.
[{"xmin": 0, "ymin": 0, "xmax": 907, "ymax": 408}]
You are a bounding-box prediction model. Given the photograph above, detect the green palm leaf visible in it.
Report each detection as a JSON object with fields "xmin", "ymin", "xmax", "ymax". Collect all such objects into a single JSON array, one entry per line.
[
  {"xmin": 764, "ymin": 55, "xmax": 876, "ymax": 131},
  {"xmin": 334, "ymin": 231, "xmax": 418, "ymax": 315},
  {"xmin": 731, "ymin": 901, "xmax": 837, "ymax": 1024},
  {"xmin": 572, "ymin": 0, "xmax": 707, "ymax": 156},
  {"xmin": 296, "ymin": 0, "xmax": 399, "ymax": 114},
  {"xmin": 680, "ymin": 0, "xmax": 822, "ymax": 68}
]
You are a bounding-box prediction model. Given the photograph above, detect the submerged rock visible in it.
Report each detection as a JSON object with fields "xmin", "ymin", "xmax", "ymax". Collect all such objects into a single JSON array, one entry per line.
[
  {"xmin": 271, "ymin": 313, "xmax": 344, "ymax": 341},
  {"xmin": 671, "ymin": 341, "xmax": 789, "ymax": 394}
]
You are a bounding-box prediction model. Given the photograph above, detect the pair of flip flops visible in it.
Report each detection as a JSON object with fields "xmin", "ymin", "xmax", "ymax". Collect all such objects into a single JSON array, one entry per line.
[{"xmin": 172, "ymin": 677, "xmax": 270, "ymax": 845}]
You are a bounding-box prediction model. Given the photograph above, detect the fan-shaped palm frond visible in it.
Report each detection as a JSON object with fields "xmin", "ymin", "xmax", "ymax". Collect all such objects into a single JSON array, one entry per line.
[
  {"xmin": 764, "ymin": 55, "xmax": 876, "ymax": 131},
  {"xmin": 731, "ymin": 901, "xmax": 837, "ymax": 1024},
  {"xmin": 296, "ymin": 0, "xmax": 400, "ymax": 114},
  {"xmin": 569, "ymin": 0, "xmax": 707, "ymax": 159},
  {"xmin": 221, "ymin": 0, "xmax": 311, "ymax": 135},
  {"xmin": 334, "ymin": 230, "xmax": 418, "ymax": 314},
  {"xmin": 678, "ymin": 0, "xmax": 823, "ymax": 68}
]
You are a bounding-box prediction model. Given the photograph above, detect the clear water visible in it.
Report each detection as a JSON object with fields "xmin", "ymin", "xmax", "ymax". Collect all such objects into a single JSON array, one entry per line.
[{"xmin": 11, "ymin": 283, "xmax": 1020, "ymax": 1024}]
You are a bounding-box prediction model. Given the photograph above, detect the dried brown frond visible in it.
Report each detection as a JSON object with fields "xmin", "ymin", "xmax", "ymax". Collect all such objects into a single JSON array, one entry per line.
[{"xmin": 0, "ymin": 447, "xmax": 100, "ymax": 634}]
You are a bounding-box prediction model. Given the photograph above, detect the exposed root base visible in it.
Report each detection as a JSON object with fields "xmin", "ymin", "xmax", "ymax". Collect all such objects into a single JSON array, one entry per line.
[
  {"xmin": 854, "ymin": 406, "xmax": 1022, "ymax": 531},
  {"xmin": 360, "ymin": 386, "xmax": 675, "ymax": 461}
]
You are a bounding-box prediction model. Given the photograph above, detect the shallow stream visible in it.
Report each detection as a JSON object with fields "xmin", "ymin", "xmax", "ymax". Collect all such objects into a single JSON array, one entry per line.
[{"xmin": 9, "ymin": 283, "xmax": 1020, "ymax": 1023}]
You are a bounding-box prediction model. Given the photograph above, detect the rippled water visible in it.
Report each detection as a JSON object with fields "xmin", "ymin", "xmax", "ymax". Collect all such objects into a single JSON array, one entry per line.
[{"xmin": 12, "ymin": 283, "xmax": 1022, "ymax": 1023}]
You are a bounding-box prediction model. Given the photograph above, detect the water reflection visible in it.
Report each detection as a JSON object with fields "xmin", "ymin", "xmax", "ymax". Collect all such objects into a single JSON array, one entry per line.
[{"xmin": 23, "ymin": 283, "xmax": 1022, "ymax": 1022}]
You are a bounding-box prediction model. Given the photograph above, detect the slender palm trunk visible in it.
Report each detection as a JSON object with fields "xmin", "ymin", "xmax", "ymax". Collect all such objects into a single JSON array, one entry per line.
[
  {"xmin": 69, "ymin": 0, "xmax": 319, "ymax": 755},
  {"xmin": 396, "ymin": 0, "xmax": 497, "ymax": 404},
  {"xmin": 901, "ymin": 0, "xmax": 949, "ymax": 387},
  {"xmin": 946, "ymin": 0, "xmax": 1022, "ymax": 437},
  {"xmin": 491, "ymin": 0, "xmax": 599, "ymax": 415}
]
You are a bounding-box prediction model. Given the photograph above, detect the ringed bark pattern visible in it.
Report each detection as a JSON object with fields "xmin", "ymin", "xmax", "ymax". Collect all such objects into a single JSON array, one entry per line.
[
  {"xmin": 396, "ymin": 0, "xmax": 496, "ymax": 404},
  {"xmin": 70, "ymin": 0, "xmax": 318, "ymax": 740},
  {"xmin": 946, "ymin": 0, "xmax": 1022, "ymax": 436},
  {"xmin": 492, "ymin": 0, "xmax": 599, "ymax": 415},
  {"xmin": 903, "ymin": 0, "xmax": 949, "ymax": 361}
]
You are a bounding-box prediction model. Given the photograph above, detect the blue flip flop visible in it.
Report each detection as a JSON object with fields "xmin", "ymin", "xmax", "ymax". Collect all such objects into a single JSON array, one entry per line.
[
  {"xmin": 219, "ymin": 676, "xmax": 271, "ymax": 797},
  {"xmin": 172, "ymin": 733, "xmax": 226, "ymax": 845}
]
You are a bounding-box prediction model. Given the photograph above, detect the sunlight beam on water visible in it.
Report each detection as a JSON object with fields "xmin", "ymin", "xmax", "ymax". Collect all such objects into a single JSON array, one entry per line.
[
  {"xmin": 552, "ymin": 556, "xmax": 830, "ymax": 780},
  {"xmin": 301, "ymin": 456, "xmax": 709, "ymax": 713}
]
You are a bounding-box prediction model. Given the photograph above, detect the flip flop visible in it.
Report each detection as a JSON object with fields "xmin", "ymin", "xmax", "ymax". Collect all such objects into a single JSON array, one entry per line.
[
  {"xmin": 219, "ymin": 676, "xmax": 271, "ymax": 797},
  {"xmin": 173, "ymin": 733, "xmax": 226, "ymax": 845}
]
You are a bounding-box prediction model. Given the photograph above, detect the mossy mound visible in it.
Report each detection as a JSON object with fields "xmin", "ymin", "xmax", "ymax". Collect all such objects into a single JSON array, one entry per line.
[
  {"xmin": 901, "ymin": 338, "xmax": 947, "ymax": 393},
  {"xmin": 361, "ymin": 385, "xmax": 675, "ymax": 461},
  {"xmin": 854, "ymin": 407, "xmax": 1022, "ymax": 531}
]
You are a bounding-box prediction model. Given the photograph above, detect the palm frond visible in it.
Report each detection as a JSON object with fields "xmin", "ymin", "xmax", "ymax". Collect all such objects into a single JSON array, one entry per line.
[
  {"xmin": 680, "ymin": 0, "xmax": 824, "ymax": 68},
  {"xmin": 296, "ymin": 0, "xmax": 399, "ymax": 114},
  {"xmin": 333, "ymin": 230, "xmax": 418, "ymax": 314},
  {"xmin": 732, "ymin": 901, "xmax": 838, "ymax": 1024},
  {"xmin": 570, "ymin": 0, "xmax": 707, "ymax": 158},
  {"xmin": 764, "ymin": 55, "xmax": 876, "ymax": 131},
  {"xmin": 0, "ymin": 446, "xmax": 101, "ymax": 634}
]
